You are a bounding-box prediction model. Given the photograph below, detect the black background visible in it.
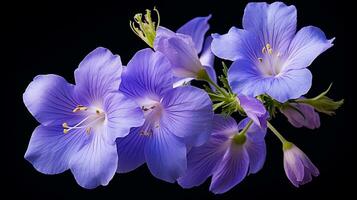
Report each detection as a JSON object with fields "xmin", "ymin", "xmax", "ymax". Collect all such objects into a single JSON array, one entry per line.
[{"xmin": 7, "ymin": 0, "xmax": 352, "ymax": 199}]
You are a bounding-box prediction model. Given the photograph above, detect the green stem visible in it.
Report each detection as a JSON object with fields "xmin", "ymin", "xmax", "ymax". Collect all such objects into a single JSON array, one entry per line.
[
  {"xmin": 206, "ymin": 77, "xmax": 229, "ymax": 97},
  {"xmin": 240, "ymin": 120, "xmax": 253, "ymax": 135},
  {"xmin": 197, "ymin": 69, "xmax": 229, "ymax": 97},
  {"xmin": 267, "ymin": 122, "xmax": 287, "ymax": 143}
]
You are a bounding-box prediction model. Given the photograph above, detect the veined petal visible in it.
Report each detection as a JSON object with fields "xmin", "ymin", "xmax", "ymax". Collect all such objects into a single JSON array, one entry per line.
[
  {"xmin": 245, "ymin": 139, "xmax": 266, "ymax": 174},
  {"xmin": 210, "ymin": 144, "xmax": 249, "ymax": 194},
  {"xmin": 229, "ymin": 59, "xmax": 312, "ymax": 103},
  {"xmin": 69, "ymin": 130, "xmax": 118, "ymax": 189},
  {"xmin": 177, "ymin": 15, "xmax": 211, "ymax": 54},
  {"xmin": 103, "ymin": 92, "xmax": 144, "ymax": 141},
  {"xmin": 25, "ymin": 125, "xmax": 90, "ymax": 174},
  {"xmin": 211, "ymin": 27, "xmax": 258, "ymax": 61},
  {"xmin": 160, "ymin": 86, "xmax": 213, "ymax": 146},
  {"xmin": 199, "ymin": 36, "xmax": 215, "ymax": 69},
  {"xmin": 264, "ymin": 69, "xmax": 312, "ymax": 103},
  {"xmin": 144, "ymin": 129, "xmax": 186, "ymax": 183},
  {"xmin": 154, "ymin": 27, "xmax": 203, "ymax": 78},
  {"xmin": 283, "ymin": 26, "xmax": 334, "ymax": 72},
  {"xmin": 301, "ymin": 155, "xmax": 320, "ymax": 178},
  {"xmin": 228, "ymin": 58, "xmax": 262, "ymax": 96},
  {"xmin": 238, "ymin": 95, "xmax": 267, "ymax": 128},
  {"xmin": 200, "ymin": 36, "xmax": 217, "ymax": 88},
  {"xmin": 212, "ymin": 114, "xmax": 239, "ymax": 137},
  {"xmin": 120, "ymin": 48, "xmax": 173, "ymax": 99},
  {"xmin": 178, "ymin": 134, "xmax": 227, "ymax": 188},
  {"xmin": 116, "ymin": 127, "xmax": 147, "ymax": 173},
  {"xmin": 23, "ymin": 74, "xmax": 80, "ymax": 126},
  {"xmin": 238, "ymin": 118, "xmax": 267, "ymax": 174},
  {"xmin": 173, "ymin": 35, "xmax": 216, "ymax": 88},
  {"xmin": 74, "ymin": 47, "xmax": 123, "ymax": 103},
  {"xmin": 284, "ymin": 148, "xmax": 305, "ymax": 183},
  {"xmin": 243, "ymin": 2, "xmax": 297, "ymax": 53}
]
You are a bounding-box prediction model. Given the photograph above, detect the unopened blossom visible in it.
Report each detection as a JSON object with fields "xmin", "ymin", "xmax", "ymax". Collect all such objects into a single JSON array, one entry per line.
[
  {"xmin": 283, "ymin": 142, "xmax": 320, "ymax": 187},
  {"xmin": 281, "ymin": 102, "xmax": 320, "ymax": 129}
]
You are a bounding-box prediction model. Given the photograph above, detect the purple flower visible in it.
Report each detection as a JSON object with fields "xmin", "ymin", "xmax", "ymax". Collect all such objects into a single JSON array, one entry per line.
[
  {"xmin": 178, "ymin": 115, "xmax": 267, "ymax": 194},
  {"xmin": 23, "ymin": 47, "xmax": 144, "ymax": 189},
  {"xmin": 154, "ymin": 15, "xmax": 216, "ymax": 87},
  {"xmin": 283, "ymin": 142, "xmax": 319, "ymax": 187},
  {"xmin": 211, "ymin": 2, "xmax": 334, "ymax": 102},
  {"xmin": 116, "ymin": 48, "xmax": 213, "ymax": 182},
  {"xmin": 281, "ymin": 102, "xmax": 320, "ymax": 129}
]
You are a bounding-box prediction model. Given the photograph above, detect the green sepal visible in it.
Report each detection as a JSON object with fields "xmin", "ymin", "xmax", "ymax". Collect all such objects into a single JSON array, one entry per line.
[{"xmin": 296, "ymin": 84, "xmax": 344, "ymax": 115}]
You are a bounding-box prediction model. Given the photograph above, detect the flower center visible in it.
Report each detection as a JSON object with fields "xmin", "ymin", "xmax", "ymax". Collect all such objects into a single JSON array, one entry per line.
[
  {"xmin": 137, "ymin": 98, "xmax": 163, "ymax": 136},
  {"xmin": 257, "ymin": 43, "xmax": 284, "ymax": 76},
  {"xmin": 62, "ymin": 105, "xmax": 106, "ymax": 134}
]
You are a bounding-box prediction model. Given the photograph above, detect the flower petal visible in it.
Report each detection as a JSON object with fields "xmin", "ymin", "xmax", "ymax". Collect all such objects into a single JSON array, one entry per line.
[
  {"xmin": 144, "ymin": 130, "xmax": 186, "ymax": 183},
  {"xmin": 237, "ymin": 117, "xmax": 267, "ymax": 141},
  {"xmin": 229, "ymin": 59, "xmax": 312, "ymax": 102},
  {"xmin": 74, "ymin": 47, "xmax": 122, "ymax": 103},
  {"xmin": 23, "ymin": 74, "xmax": 80, "ymax": 126},
  {"xmin": 199, "ymin": 36, "xmax": 215, "ymax": 69},
  {"xmin": 243, "ymin": 2, "xmax": 297, "ymax": 53},
  {"xmin": 245, "ymin": 139, "xmax": 266, "ymax": 174},
  {"xmin": 211, "ymin": 27, "xmax": 256, "ymax": 61},
  {"xmin": 228, "ymin": 59, "xmax": 263, "ymax": 96},
  {"xmin": 283, "ymin": 159, "xmax": 299, "ymax": 187},
  {"xmin": 154, "ymin": 27, "xmax": 203, "ymax": 78},
  {"xmin": 25, "ymin": 125, "xmax": 90, "ymax": 174},
  {"xmin": 69, "ymin": 130, "xmax": 118, "ymax": 189},
  {"xmin": 264, "ymin": 69, "xmax": 312, "ymax": 103},
  {"xmin": 160, "ymin": 86, "xmax": 213, "ymax": 146},
  {"xmin": 238, "ymin": 95, "xmax": 267, "ymax": 128},
  {"xmin": 281, "ymin": 103, "xmax": 320, "ymax": 129},
  {"xmin": 120, "ymin": 48, "xmax": 173, "ymax": 99},
  {"xmin": 300, "ymin": 153, "xmax": 320, "ymax": 177},
  {"xmin": 177, "ymin": 15, "xmax": 211, "ymax": 54},
  {"xmin": 210, "ymin": 144, "xmax": 249, "ymax": 194},
  {"xmin": 173, "ymin": 77, "xmax": 194, "ymax": 88},
  {"xmin": 212, "ymin": 114, "xmax": 239, "ymax": 137},
  {"xmin": 103, "ymin": 92, "xmax": 144, "ymax": 141},
  {"xmin": 284, "ymin": 148, "xmax": 305, "ymax": 185},
  {"xmin": 178, "ymin": 134, "xmax": 227, "ymax": 188},
  {"xmin": 200, "ymin": 36, "xmax": 217, "ymax": 88},
  {"xmin": 116, "ymin": 127, "xmax": 147, "ymax": 173},
  {"xmin": 283, "ymin": 26, "xmax": 334, "ymax": 72},
  {"xmin": 237, "ymin": 118, "xmax": 267, "ymax": 174}
]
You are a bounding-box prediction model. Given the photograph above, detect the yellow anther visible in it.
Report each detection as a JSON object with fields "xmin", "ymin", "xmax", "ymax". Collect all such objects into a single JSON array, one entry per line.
[
  {"xmin": 63, "ymin": 129, "xmax": 69, "ymax": 134},
  {"xmin": 86, "ymin": 127, "xmax": 91, "ymax": 134},
  {"xmin": 73, "ymin": 105, "xmax": 88, "ymax": 112},
  {"xmin": 262, "ymin": 47, "xmax": 267, "ymax": 54},
  {"xmin": 262, "ymin": 43, "xmax": 273, "ymax": 54},
  {"xmin": 266, "ymin": 44, "xmax": 273, "ymax": 54},
  {"xmin": 62, "ymin": 122, "xmax": 69, "ymax": 128}
]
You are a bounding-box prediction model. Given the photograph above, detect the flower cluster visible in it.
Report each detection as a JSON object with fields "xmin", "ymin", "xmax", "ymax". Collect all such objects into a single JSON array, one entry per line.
[{"xmin": 23, "ymin": 2, "xmax": 343, "ymax": 193}]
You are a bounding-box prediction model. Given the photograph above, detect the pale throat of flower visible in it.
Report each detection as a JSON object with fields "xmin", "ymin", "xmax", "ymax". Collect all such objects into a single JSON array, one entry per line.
[
  {"xmin": 137, "ymin": 97, "xmax": 164, "ymax": 136},
  {"xmin": 257, "ymin": 43, "xmax": 284, "ymax": 76},
  {"xmin": 62, "ymin": 104, "xmax": 106, "ymax": 134}
]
